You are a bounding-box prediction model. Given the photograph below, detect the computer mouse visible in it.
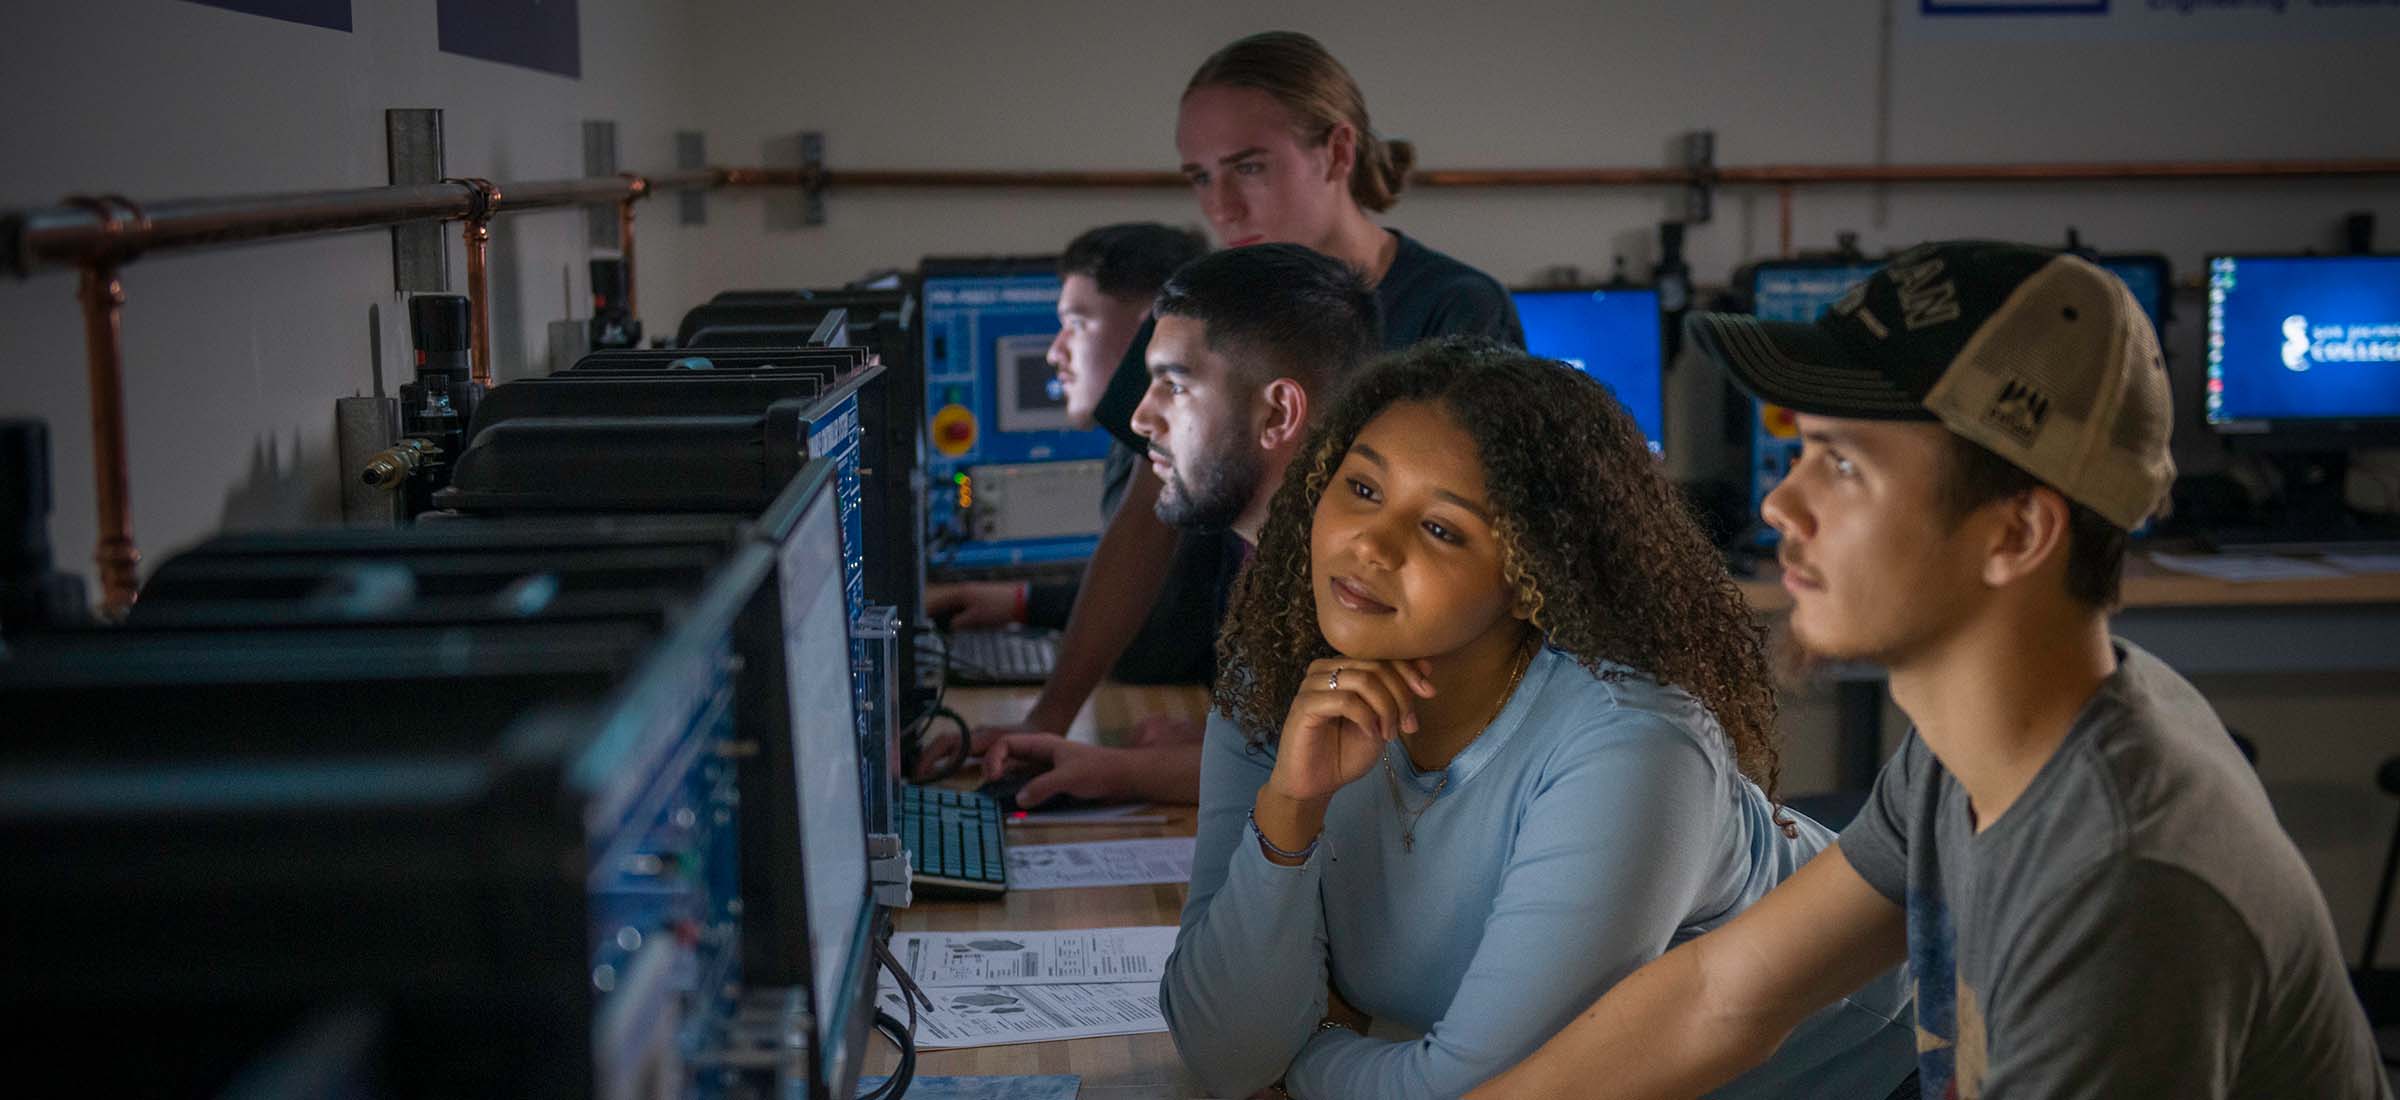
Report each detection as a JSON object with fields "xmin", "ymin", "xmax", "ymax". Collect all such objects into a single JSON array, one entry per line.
[{"xmin": 975, "ymin": 773, "xmax": 1107, "ymax": 814}]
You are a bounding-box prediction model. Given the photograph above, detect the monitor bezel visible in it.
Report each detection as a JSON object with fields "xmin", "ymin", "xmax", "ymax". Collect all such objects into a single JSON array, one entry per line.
[
  {"xmin": 745, "ymin": 459, "xmax": 880, "ymax": 1100},
  {"xmin": 2203, "ymin": 251, "xmax": 2400, "ymax": 449}
]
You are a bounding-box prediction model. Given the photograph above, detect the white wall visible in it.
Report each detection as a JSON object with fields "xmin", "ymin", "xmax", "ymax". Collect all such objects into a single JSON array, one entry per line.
[{"xmin": 2, "ymin": 0, "xmax": 2395, "ymax": 960}]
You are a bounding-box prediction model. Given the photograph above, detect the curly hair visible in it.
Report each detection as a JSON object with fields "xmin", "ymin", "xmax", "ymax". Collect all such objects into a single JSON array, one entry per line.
[{"xmin": 1213, "ymin": 338, "xmax": 1787, "ymax": 802}]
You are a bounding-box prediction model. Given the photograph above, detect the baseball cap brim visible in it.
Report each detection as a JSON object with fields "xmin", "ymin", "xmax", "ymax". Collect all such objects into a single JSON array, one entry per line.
[{"xmin": 1685, "ymin": 311, "xmax": 1933, "ymax": 421}]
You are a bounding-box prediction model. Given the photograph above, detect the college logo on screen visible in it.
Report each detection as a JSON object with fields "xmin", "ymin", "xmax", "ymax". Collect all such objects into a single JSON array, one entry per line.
[
  {"xmin": 2280, "ymin": 313, "xmax": 2400, "ymax": 373},
  {"xmin": 2283, "ymin": 315, "xmax": 2312, "ymax": 372}
]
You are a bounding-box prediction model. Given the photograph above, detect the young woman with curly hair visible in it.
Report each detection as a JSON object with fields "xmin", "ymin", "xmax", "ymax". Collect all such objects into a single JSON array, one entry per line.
[{"xmin": 1159, "ymin": 340, "xmax": 1916, "ymax": 1100}]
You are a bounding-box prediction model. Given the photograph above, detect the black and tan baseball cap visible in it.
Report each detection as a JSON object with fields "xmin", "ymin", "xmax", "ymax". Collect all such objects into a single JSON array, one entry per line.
[{"xmin": 1688, "ymin": 240, "xmax": 2175, "ymax": 531}]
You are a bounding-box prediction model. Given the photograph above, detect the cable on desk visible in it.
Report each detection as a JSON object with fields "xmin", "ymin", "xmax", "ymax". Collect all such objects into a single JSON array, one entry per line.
[
  {"xmin": 901, "ymin": 630, "xmax": 962, "ymax": 779},
  {"xmin": 862, "ymin": 935, "xmax": 934, "ymax": 1100},
  {"xmin": 861, "ymin": 1009, "xmax": 915, "ymax": 1099}
]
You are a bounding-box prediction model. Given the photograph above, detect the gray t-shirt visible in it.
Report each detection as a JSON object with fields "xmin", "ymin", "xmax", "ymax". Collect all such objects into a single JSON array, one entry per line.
[{"xmin": 1840, "ymin": 640, "xmax": 2388, "ymax": 1099}]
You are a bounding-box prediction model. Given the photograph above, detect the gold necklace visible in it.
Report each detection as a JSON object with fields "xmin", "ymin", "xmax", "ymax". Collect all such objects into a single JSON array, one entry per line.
[{"xmin": 1381, "ymin": 639, "xmax": 1534, "ymax": 853}]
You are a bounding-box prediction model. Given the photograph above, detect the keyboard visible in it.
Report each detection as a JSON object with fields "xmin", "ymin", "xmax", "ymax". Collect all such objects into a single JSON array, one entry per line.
[
  {"xmin": 943, "ymin": 628, "xmax": 1058, "ymax": 685},
  {"xmin": 900, "ymin": 784, "xmax": 1008, "ymax": 898}
]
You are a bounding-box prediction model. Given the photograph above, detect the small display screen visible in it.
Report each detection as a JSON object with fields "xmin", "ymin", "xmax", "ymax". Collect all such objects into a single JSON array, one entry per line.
[{"xmin": 1511, "ymin": 288, "xmax": 1666, "ymax": 454}]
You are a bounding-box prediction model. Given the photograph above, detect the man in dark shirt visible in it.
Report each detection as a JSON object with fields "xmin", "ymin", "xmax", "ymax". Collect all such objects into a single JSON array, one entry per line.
[{"xmin": 978, "ymin": 244, "xmax": 1382, "ymax": 809}]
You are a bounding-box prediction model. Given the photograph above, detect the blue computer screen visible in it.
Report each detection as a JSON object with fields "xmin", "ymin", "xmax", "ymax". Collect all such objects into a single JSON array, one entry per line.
[
  {"xmin": 1745, "ymin": 263, "xmax": 1885, "ymax": 545},
  {"xmin": 2207, "ymin": 255, "xmax": 2400, "ymax": 425},
  {"xmin": 1511, "ymin": 288, "xmax": 1665, "ymax": 453}
]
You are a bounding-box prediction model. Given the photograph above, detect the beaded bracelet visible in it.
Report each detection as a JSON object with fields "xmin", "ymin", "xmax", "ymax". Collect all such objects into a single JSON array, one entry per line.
[{"xmin": 1248, "ymin": 806, "xmax": 1320, "ymax": 862}]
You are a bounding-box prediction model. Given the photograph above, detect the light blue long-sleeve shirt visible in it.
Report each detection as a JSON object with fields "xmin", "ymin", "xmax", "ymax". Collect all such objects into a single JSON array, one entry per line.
[{"xmin": 1160, "ymin": 646, "xmax": 1916, "ymax": 1099}]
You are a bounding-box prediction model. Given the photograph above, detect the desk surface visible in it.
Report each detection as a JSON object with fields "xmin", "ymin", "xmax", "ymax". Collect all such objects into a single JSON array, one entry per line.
[{"xmin": 869, "ymin": 682, "xmax": 1210, "ymax": 1098}]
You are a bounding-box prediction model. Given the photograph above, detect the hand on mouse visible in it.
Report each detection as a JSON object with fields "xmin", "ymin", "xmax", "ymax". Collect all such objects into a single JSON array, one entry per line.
[
  {"xmin": 981, "ymin": 733, "xmax": 1133, "ymax": 810},
  {"xmin": 924, "ymin": 581, "xmax": 1025, "ymax": 630},
  {"xmin": 912, "ymin": 719, "xmax": 1051, "ymax": 782}
]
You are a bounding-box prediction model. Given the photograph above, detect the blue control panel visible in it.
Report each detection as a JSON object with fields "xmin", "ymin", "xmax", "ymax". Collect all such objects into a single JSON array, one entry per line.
[
  {"xmin": 920, "ymin": 270, "xmax": 1112, "ymax": 570},
  {"xmin": 582, "ymin": 633, "xmax": 748, "ymax": 1095}
]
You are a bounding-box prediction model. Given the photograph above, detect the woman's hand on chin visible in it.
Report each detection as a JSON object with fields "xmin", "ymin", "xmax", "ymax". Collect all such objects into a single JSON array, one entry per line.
[{"xmin": 1265, "ymin": 656, "xmax": 1436, "ymax": 804}]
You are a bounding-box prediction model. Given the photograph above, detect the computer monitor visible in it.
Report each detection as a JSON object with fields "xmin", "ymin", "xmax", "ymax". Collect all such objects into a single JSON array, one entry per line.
[
  {"xmin": 1510, "ymin": 287, "xmax": 1667, "ymax": 455},
  {"xmin": 687, "ymin": 324, "xmax": 821, "ymax": 350},
  {"xmin": 2097, "ymin": 253, "xmax": 2171, "ymax": 335},
  {"xmin": 677, "ymin": 298, "xmax": 846, "ymax": 350},
  {"xmin": 919, "ymin": 258, "xmax": 1113, "ymax": 572},
  {"xmin": 2205, "ymin": 253, "xmax": 2400, "ymax": 445},
  {"xmin": 1744, "ymin": 260, "xmax": 1887, "ymax": 545},
  {"xmin": 769, "ymin": 462, "xmax": 877, "ymax": 1100}
]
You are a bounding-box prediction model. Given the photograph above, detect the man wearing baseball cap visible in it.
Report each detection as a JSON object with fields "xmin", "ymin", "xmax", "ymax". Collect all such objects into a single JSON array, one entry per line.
[{"xmin": 1474, "ymin": 242, "xmax": 2388, "ymax": 1099}]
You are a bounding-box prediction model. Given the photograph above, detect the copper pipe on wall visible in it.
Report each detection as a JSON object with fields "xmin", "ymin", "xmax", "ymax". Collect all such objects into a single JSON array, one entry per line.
[
  {"xmin": 1778, "ymin": 185, "xmax": 1795, "ymax": 259},
  {"xmin": 1713, "ymin": 158, "xmax": 2400, "ymax": 185},
  {"xmin": 1414, "ymin": 166, "xmax": 1695, "ymax": 188},
  {"xmin": 617, "ymin": 173, "xmax": 650, "ymax": 318},
  {"xmin": 711, "ymin": 157, "xmax": 2400, "ymax": 194},
  {"xmin": 643, "ymin": 169, "xmax": 728, "ymax": 193},
  {"xmin": 61, "ymin": 195, "xmax": 149, "ymax": 617},
  {"xmin": 9, "ymin": 159, "xmax": 2392, "ymax": 283},
  {"xmin": 448, "ymin": 178, "xmax": 500, "ymax": 387},
  {"xmin": 4, "ymin": 175, "xmax": 656, "ymax": 280}
]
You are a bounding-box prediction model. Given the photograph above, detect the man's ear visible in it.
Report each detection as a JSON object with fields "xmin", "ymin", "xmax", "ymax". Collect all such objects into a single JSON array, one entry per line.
[
  {"xmin": 1981, "ymin": 487, "xmax": 2071, "ymax": 592},
  {"xmin": 1322, "ymin": 121, "xmax": 1357, "ymax": 188},
  {"xmin": 1256, "ymin": 378, "xmax": 1310, "ymax": 452}
]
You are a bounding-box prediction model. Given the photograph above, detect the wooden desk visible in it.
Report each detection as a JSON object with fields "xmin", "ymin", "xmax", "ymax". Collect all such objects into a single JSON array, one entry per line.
[
  {"xmin": 1741, "ymin": 556, "xmax": 2400, "ymax": 789},
  {"xmin": 868, "ymin": 562, "xmax": 2400, "ymax": 1091},
  {"xmin": 869, "ymin": 682, "xmax": 1212, "ymax": 1098}
]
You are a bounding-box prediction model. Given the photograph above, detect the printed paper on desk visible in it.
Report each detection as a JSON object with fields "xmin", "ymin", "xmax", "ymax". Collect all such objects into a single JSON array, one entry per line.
[
  {"xmin": 894, "ymin": 926, "xmax": 1179, "ymax": 987},
  {"xmin": 876, "ymin": 981, "xmax": 1167, "ymax": 1049},
  {"xmin": 2147, "ymin": 552, "xmax": 2346, "ymax": 583},
  {"xmin": 1005, "ymin": 837, "xmax": 1195, "ymax": 890}
]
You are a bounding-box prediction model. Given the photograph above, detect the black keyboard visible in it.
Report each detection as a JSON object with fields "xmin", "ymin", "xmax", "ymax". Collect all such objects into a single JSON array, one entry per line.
[
  {"xmin": 900, "ymin": 784, "xmax": 1008, "ymax": 898},
  {"xmin": 942, "ymin": 628, "xmax": 1058, "ymax": 685}
]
